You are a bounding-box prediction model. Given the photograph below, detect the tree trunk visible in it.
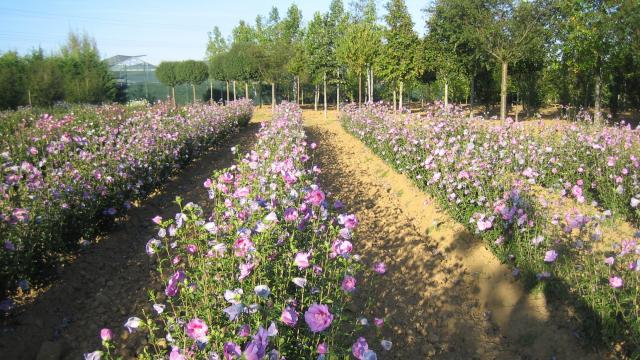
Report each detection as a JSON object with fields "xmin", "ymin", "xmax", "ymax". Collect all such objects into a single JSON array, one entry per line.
[
  {"xmin": 172, "ymin": 86, "xmax": 176, "ymax": 108},
  {"xmin": 253, "ymin": 82, "xmax": 258, "ymax": 103},
  {"xmin": 393, "ymin": 90, "xmax": 397, "ymax": 112},
  {"xmin": 28, "ymin": 90, "xmax": 32, "ymax": 107},
  {"xmin": 226, "ymin": 80, "xmax": 230, "ymax": 103},
  {"xmin": 469, "ymin": 76, "xmax": 475, "ymax": 119},
  {"xmin": 323, "ymin": 72, "xmax": 327, "ymax": 119},
  {"xmin": 515, "ymin": 91, "xmax": 520, "ymax": 122},
  {"xmin": 337, "ymin": 83, "xmax": 340, "ymax": 111},
  {"xmin": 337, "ymin": 70, "xmax": 340, "ymax": 112},
  {"xmin": 314, "ymin": 84, "xmax": 318, "ymax": 111},
  {"xmin": 209, "ymin": 80, "xmax": 213, "ymax": 105},
  {"xmin": 271, "ymin": 82, "xmax": 276, "ymax": 112},
  {"xmin": 500, "ymin": 61, "xmax": 508, "ymax": 121},
  {"xmin": 245, "ymin": 82, "xmax": 249, "ymax": 99},
  {"xmin": 359, "ymin": 72, "xmax": 363, "ymax": 106},
  {"xmin": 369, "ymin": 67, "xmax": 373, "ymax": 103},
  {"xmin": 444, "ymin": 80, "xmax": 449, "ymax": 111},
  {"xmin": 399, "ymin": 81, "xmax": 404, "ymax": 111},
  {"xmin": 192, "ymin": 84, "xmax": 196, "ymax": 104},
  {"xmin": 301, "ymin": 88, "xmax": 304, "ymax": 106},
  {"xmin": 594, "ymin": 70, "xmax": 602, "ymax": 124},
  {"xmin": 292, "ymin": 78, "xmax": 296, "ymax": 103},
  {"xmin": 259, "ymin": 82, "xmax": 263, "ymax": 108},
  {"xmin": 367, "ymin": 68, "xmax": 373, "ymax": 103},
  {"xmin": 233, "ymin": 80, "xmax": 237, "ymax": 101},
  {"xmin": 369, "ymin": 69, "xmax": 373, "ymax": 103}
]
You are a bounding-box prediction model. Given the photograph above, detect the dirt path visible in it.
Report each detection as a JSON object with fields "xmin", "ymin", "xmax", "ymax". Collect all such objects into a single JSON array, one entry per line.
[
  {"xmin": 305, "ymin": 110, "xmax": 602, "ymax": 360},
  {"xmin": 0, "ymin": 123, "xmax": 261, "ymax": 360}
]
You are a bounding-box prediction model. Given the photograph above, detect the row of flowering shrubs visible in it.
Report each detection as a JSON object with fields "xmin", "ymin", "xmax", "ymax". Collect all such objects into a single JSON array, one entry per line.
[
  {"xmin": 341, "ymin": 102, "xmax": 640, "ymax": 355},
  {"xmin": 88, "ymin": 102, "xmax": 385, "ymax": 359},
  {"xmin": 0, "ymin": 99, "xmax": 253, "ymax": 297},
  {"xmin": 224, "ymin": 101, "xmax": 254, "ymax": 128}
]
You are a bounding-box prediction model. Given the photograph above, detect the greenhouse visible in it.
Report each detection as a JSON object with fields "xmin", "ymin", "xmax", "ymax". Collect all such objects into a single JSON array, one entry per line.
[{"xmin": 105, "ymin": 54, "xmax": 160, "ymax": 101}]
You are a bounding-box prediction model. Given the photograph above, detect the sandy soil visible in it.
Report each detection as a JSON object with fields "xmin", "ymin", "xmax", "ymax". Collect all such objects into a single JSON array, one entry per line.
[
  {"xmin": 305, "ymin": 110, "xmax": 603, "ymax": 359},
  {"xmin": 0, "ymin": 123, "xmax": 261, "ymax": 360}
]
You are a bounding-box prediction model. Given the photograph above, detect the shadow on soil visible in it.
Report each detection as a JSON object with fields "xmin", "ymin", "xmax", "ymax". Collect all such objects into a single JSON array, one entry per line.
[
  {"xmin": 0, "ymin": 123, "xmax": 260, "ymax": 360},
  {"xmin": 446, "ymin": 231, "xmax": 609, "ymax": 358}
]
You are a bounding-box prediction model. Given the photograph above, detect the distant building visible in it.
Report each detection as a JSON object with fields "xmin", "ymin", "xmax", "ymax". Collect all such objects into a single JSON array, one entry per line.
[{"xmin": 104, "ymin": 55, "xmax": 159, "ymax": 100}]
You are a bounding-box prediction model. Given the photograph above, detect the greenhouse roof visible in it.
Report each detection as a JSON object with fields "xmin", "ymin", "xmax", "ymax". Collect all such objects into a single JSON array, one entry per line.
[{"xmin": 105, "ymin": 55, "xmax": 156, "ymax": 71}]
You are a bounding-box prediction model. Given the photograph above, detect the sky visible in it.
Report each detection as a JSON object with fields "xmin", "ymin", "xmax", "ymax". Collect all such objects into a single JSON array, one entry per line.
[{"xmin": 0, "ymin": 0, "xmax": 430, "ymax": 65}]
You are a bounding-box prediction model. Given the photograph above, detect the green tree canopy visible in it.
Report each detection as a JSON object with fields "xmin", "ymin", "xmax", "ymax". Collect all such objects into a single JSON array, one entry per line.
[
  {"xmin": 24, "ymin": 49, "xmax": 65, "ymax": 106},
  {"xmin": 59, "ymin": 31, "xmax": 115, "ymax": 104},
  {"xmin": 467, "ymin": 0, "xmax": 547, "ymax": 119},
  {"xmin": 337, "ymin": 19, "xmax": 381, "ymax": 104},
  {"xmin": 378, "ymin": 0, "xmax": 423, "ymax": 109},
  {"xmin": 206, "ymin": 26, "xmax": 229, "ymax": 58},
  {"xmin": 156, "ymin": 61, "xmax": 183, "ymax": 105},
  {"xmin": 228, "ymin": 42, "xmax": 264, "ymax": 82},
  {"xmin": 156, "ymin": 61, "xmax": 182, "ymax": 87},
  {"xmin": 0, "ymin": 52, "xmax": 27, "ymax": 109},
  {"xmin": 176, "ymin": 60, "xmax": 208, "ymax": 103}
]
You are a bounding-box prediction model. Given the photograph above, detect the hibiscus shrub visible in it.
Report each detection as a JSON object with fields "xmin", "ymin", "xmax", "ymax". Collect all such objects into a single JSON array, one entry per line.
[
  {"xmin": 99, "ymin": 102, "xmax": 375, "ymax": 359},
  {"xmin": 225, "ymin": 99, "xmax": 254, "ymax": 128},
  {"xmin": 341, "ymin": 102, "xmax": 640, "ymax": 355},
  {"xmin": 0, "ymin": 99, "xmax": 253, "ymax": 298}
]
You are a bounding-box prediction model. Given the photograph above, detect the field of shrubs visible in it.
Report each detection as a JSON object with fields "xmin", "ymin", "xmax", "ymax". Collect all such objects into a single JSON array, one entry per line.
[{"xmin": 3, "ymin": 99, "xmax": 640, "ymax": 358}]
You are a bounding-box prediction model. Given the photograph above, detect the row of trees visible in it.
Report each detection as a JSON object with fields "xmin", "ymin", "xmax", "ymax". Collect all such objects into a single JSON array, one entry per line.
[
  {"xmin": 0, "ymin": 32, "xmax": 116, "ymax": 109},
  {"xmin": 203, "ymin": 0, "xmax": 639, "ymax": 121},
  {"xmin": 424, "ymin": 0, "xmax": 640, "ymax": 122},
  {"xmin": 203, "ymin": 6, "xmax": 306, "ymax": 111},
  {"xmin": 155, "ymin": 60, "xmax": 209, "ymax": 106}
]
